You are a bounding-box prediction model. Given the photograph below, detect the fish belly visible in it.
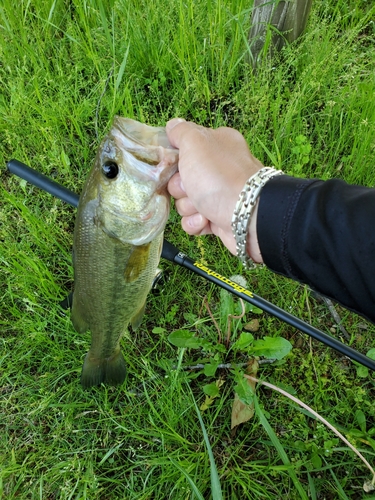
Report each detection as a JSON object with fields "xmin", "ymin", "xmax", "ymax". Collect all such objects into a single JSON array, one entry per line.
[{"xmin": 72, "ymin": 208, "xmax": 162, "ymax": 388}]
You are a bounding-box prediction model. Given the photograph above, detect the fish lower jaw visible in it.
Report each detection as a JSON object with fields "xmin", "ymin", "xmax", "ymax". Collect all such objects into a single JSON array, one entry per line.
[{"xmin": 117, "ymin": 223, "xmax": 165, "ymax": 245}]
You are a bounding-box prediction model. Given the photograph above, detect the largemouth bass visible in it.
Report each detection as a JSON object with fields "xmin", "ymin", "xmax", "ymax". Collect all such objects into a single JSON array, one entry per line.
[{"xmin": 71, "ymin": 117, "xmax": 179, "ymax": 388}]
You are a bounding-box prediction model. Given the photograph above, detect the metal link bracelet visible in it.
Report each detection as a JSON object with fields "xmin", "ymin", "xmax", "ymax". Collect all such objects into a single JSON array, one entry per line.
[{"xmin": 231, "ymin": 167, "xmax": 283, "ymax": 269}]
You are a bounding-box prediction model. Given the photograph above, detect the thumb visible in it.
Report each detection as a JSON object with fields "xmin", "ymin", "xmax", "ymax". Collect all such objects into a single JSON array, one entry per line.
[
  {"xmin": 166, "ymin": 117, "xmax": 186, "ymax": 131},
  {"xmin": 166, "ymin": 118, "xmax": 194, "ymax": 148}
]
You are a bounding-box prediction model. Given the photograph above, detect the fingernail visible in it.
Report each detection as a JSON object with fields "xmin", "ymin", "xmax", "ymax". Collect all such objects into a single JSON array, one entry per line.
[
  {"xmin": 188, "ymin": 213, "xmax": 203, "ymax": 228},
  {"xmin": 166, "ymin": 118, "xmax": 186, "ymax": 131}
]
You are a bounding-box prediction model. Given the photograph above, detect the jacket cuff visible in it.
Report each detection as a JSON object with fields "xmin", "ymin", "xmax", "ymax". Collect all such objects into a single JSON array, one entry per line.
[{"xmin": 257, "ymin": 175, "xmax": 319, "ymax": 274}]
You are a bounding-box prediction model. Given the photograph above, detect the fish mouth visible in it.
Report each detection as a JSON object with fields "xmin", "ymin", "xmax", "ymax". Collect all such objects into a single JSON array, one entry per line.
[
  {"xmin": 112, "ymin": 116, "xmax": 174, "ymax": 149},
  {"xmin": 109, "ymin": 118, "xmax": 179, "ymax": 187}
]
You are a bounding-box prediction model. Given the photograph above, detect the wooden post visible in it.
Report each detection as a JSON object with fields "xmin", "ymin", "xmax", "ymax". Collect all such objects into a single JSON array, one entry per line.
[{"xmin": 248, "ymin": 0, "xmax": 313, "ymax": 68}]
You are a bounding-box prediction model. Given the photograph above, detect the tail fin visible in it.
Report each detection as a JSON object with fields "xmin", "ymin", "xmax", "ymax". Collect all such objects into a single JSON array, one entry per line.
[{"xmin": 80, "ymin": 349, "xmax": 127, "ymax": 388}]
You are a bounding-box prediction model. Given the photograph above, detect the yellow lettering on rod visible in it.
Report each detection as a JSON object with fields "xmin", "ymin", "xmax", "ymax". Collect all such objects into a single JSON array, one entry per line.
[{"xmin": 193, "ymin": 262, "xmax": 253, "ymax": 298}]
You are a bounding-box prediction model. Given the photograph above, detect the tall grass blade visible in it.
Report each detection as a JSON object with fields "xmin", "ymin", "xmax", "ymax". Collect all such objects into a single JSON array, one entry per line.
[
  {"xmin": 115, "ymin": 45, "xmax": 130, "ymax": 93},
  {"xmin": 307, "ymin": 473, "xmax": 317, "ymax": 500},
  {"xmin": 256, "ymin": 137, "xmax": 282, "ymax": 169},
  {"xmin": 169, "ymin": 458, "xmax": 205, "ymax": 500},
  {"xmin": 96, "ymin": 0, "xmax": 113, "ymax": 49},
  {"xmin": 189, "ymin": 386, "xmax": 223, "ymax": 500},
  {"xmin": 327, "ymin": 464, "xmax": 350, "ymax": 500},
  {"xmin": 254, "ymin": 395, "xmax": 308, "ymax": 500},
  {"xmin": 47, "ymin": 0, "xmax": 56, "ymax": 23}
]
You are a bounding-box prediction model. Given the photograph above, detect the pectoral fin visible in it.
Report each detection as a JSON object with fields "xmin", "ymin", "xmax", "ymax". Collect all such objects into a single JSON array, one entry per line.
[
  {"xmin": 124, "ymin": 243, "xmax": 151, "ymax": 283},
  {"xmin": 130, "ymin": 302, "xmax": 146, "ymax": 330}
]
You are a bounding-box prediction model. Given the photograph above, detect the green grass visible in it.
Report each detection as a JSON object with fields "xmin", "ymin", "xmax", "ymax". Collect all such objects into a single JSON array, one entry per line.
[{"xmin": 1, "ymin": 0, "xmax": 375, "ymax": 498}]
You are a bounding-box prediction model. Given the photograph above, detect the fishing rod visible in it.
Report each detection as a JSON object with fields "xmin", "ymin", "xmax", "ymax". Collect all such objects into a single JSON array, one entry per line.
[{"xmin": 6, "ymin": 158, "xmax": 375, "ymax": 372}]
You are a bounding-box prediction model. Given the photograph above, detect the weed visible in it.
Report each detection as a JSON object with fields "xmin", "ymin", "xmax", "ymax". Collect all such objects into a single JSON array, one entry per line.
[{"xmin": 290, "ymin": 134, "xmax": 312, "ymax": 178}]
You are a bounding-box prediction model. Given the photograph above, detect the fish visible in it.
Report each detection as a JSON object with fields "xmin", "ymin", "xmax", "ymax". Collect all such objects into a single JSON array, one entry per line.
[{"xmin": 71, "ymin": 117, "xmax": 179, "ymax": 388}]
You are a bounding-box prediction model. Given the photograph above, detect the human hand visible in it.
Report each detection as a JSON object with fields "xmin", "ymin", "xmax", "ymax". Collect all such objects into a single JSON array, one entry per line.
[{"xmin": 166, "ymin": 118, "xmax": 264, "ymax": 261}]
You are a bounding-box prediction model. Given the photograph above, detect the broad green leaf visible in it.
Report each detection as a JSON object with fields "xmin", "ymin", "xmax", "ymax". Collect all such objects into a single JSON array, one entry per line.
[
  {"xmin": 366, "ymin": 348, "xmax": 375, "ymax": 360},
  {"xmin": 233, "ymin": 332, "xmax": 254, "ymax": 350},
  {"xmin": 168, "ymin": 329, "xmax": 201, "ymax": 349},
  {"xmin": 231, "ymin": 369, "xmax": 257, "ymax": 429},
  {"xmin": 310, "ymin": 453, "xmax": 322, "ymax": 469},
  {"xmin": 203, "ymin": 382, "xmax": 219, "ymax": 398},
  {"xmin": 366, "ymin": 437, "xmax": 375, "ymax": 452},
  {"xmin": 247, "ymin": 304, "xmax": 263, "ymax": 314},
  {"xmin": 294, "ymin": 440, "xmax": 307, "ymax": 451},
  {"xmin": 152, "ymin": 326, "xmax": 166, "ymax": 334},
  {"xmin": 219, "ymin": 289, "xmax": 236, "ymax": 330},
  {"xmin": 251, "ymin": 336, "xmax": 292, "ymax": 360},
  {"xmin": 214, "ymin": 343, "xmax": 228, "ymax": 353},
  {"xmin": 355, "ymin": 409, "xmax": 366, "ymax": 433},
  {"xmin": 203, "ymin": 361, "xmax": 219, "ymax": 377},
  {"xmin": 234, "ymin": 377, "xmax": 254, "ymax": 406},
  {"xmin": 348, "ymin": 428, "xmax": 365, "ymax": 438},
  {"xmin": 295, "ymin": 134, "xmax": 307, "ymax": 144},
  {"xmin": 323, "ymin": 439, "xmax": 337, "ymax": 453},
  {"xmin": 356, "ymin": 365, "xmax": 368, "ymax": 378},
  {"xmin": 199, "ymin": 338, "xmax": 214, "ymax": 351}
]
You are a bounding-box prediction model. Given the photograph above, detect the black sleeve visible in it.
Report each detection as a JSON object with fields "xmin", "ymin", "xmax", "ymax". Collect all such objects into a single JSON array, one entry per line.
[{"xmin": 257, "ymin": 175, "xmax": 375, "ymax": 324}]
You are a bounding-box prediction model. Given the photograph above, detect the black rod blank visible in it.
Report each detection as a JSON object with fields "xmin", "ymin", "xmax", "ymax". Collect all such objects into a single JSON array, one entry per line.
[
  {"xmin": 163, "ymin": 240, "xmax": 375, "ymax": 371},
  {"xmin": 7, "ymin": 158, "xmax": 375, "ymax": 371},
  {"xmin": 8, "ymin": 159, "xmax": 79, "ymax": 208}
]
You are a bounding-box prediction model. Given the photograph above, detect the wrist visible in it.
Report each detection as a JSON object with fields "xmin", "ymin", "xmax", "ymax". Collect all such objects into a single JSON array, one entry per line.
[
  {"xmin": 246, "ymin": 200, "xmax": 263, "ymax": 263},
  {"xmin": 231, "ymin": 167, "xmax": 283, "ymax": 268}
]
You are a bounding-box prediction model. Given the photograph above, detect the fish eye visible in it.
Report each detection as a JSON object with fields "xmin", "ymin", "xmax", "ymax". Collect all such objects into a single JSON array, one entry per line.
[{"xmin": 102, "ymin": 161, "xmax": 119, "ymax": 179}]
